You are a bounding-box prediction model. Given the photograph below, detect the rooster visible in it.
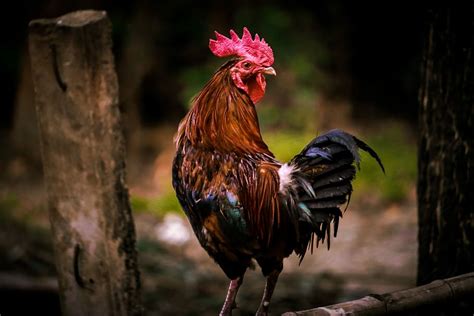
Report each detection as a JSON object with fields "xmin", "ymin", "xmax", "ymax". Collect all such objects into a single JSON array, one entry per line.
[{"xmin": 172, "ymin": 27, "xmax": 384, "ymax": 315}]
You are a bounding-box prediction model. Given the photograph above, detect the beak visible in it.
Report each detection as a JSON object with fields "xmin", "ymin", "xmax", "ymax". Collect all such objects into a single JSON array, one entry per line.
[{"xmin": 262, "ymin": 67, "xmax": 276, "ymax": 76}]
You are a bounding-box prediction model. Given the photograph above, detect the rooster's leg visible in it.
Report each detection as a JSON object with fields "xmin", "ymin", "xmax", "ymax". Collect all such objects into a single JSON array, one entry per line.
[
  {"xmin": 255, "ymin": 269, "xmax": 280, "ymax": 316},
  {"xmin": 219, "ymin": 275, "xmax": 244, "ymax": 316}
]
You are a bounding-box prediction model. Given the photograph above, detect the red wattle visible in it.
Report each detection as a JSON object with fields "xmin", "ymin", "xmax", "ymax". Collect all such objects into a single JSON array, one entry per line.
[{"xmin": 248, "ymin": 73, "xmax": 266, "ymax": 104}]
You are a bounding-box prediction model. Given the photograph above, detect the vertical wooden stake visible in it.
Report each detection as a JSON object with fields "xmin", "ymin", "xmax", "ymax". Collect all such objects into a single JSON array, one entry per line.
[
  {"xmin": 417, "ymin": 5, "xmax": 474, "ymax": 287},
  {"xmin": 28, "ymin": 10, "xmax": 141, "ymax": 316}
]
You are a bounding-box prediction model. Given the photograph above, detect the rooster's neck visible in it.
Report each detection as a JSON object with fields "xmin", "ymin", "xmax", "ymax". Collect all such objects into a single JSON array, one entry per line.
[{"xmin": 177, "ymin": 61, "xmax": 272, "ymax": 155}]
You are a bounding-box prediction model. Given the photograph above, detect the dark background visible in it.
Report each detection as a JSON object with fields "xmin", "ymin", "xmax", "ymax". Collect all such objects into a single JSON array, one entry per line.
[
  {"xmin": 0, "ymin": 1, "xmax": 425, "ymax": 315},
  {"xmin": 1, "ymin": 0, "xmax": 424, "ymax": 130}
]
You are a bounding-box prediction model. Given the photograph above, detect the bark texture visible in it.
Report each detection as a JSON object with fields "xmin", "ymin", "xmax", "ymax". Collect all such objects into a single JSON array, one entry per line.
[
  {"xmin": 417, "ymin": 5, "xmax": 474, "ymax": 286},
  {"xmin": 28, "ymin": 10, "xmax": 141, "ymax": 316}
]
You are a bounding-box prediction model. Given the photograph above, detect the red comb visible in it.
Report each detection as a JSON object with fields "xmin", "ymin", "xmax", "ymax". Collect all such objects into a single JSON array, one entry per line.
[{"xmin": 209, "ymin": 27, "xmax": 274, "ymax": 65}]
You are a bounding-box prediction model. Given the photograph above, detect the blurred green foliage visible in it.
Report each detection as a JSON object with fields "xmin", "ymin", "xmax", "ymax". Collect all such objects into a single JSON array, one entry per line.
[
  {"xmin": 0, "ymin": 195, "xmax": 19, "ymax": 220},
  {"xmin": 353, "ymin": 123, "xmax": 417, "ymax": 202},
  {"xmin": 263, "ymin": 130, "xmax": 314, "ymax": 162},
  {"xmin": 131, "ymin": 192, "xmax": 181, "ymax": 217}
]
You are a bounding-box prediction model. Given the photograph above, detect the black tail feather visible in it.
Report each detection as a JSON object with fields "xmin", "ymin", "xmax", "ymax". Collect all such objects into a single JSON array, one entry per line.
[
  {"xmin": 353, "ymin": 136, "xmax": 385, "ymax": 173},
  {"xmin": 290, "ymin": 129, "xmax": 384, "ymax": 259},
  {"xmin": 311, "ymin": 167, "xmax": 356, "ymax": 189}
]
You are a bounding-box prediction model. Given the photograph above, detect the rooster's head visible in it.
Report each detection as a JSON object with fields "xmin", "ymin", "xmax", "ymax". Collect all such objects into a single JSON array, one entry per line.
[{"xmin": 209, "ymin": 27, "xmax": 276, "ymax": 104}]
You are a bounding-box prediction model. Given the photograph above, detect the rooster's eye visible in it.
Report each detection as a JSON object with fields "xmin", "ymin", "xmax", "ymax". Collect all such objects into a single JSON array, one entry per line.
[{"xmin": 242, "ymin": 62, "xmax": 252, "ymax": 69}]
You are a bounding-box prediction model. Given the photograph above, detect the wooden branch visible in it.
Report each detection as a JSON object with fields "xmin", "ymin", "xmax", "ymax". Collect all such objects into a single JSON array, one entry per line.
[
  {"xmin": 28, "ymin": 10, "xmax": 141, "ymax": 316},
  {"xmin": 282, "ymin": 272, "xmax": 474, "ymax": 315}
]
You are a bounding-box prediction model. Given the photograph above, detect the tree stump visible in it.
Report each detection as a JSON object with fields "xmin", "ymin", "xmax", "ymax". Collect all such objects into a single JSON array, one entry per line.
[{"xmin": 28, "ymin": 10, "xmax": 141, "ymax": 316}]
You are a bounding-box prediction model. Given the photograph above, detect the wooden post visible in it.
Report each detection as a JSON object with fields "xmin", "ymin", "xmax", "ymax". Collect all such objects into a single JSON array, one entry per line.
[
  {"xmin": 282, "ymin": 272, "xmax": 474, "ymax": 315},
  {"xmin": 28, "ymin": 10, "xmax": 141, "ymax": 316},
  {"xmin": 417, "ymin": 4, "xmax": 474, "ymax": 286}
]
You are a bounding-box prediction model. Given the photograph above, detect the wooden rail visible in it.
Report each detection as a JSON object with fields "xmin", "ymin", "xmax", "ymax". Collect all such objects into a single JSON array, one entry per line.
[{"xmin": 283, "ymin": 272, "xmax": 474, "ymax": 315}]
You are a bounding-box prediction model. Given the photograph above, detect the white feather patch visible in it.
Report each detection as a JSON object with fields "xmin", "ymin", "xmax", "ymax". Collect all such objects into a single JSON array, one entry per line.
[{"xmin": 278, "ymin": 163, "xmax": 295, "ymax": 193}]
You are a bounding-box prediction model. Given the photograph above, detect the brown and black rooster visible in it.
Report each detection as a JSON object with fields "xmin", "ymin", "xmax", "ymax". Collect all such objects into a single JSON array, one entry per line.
[{"xmin": 172, "ymin": 28, "xmax": 384, "ymax": 315}]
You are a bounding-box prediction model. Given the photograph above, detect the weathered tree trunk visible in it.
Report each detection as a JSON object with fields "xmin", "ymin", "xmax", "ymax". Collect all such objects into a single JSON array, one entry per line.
[
  {"xmin": 417, "ymin": 2, "xmax": 474, "ymax": 310},
  {"xmin": 28, "ymin": 10, "xmax": 141, "ymax": 316},
  {"xmin": 11, "ymin": 0, "xmax": 104, "ymax": 166}
]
